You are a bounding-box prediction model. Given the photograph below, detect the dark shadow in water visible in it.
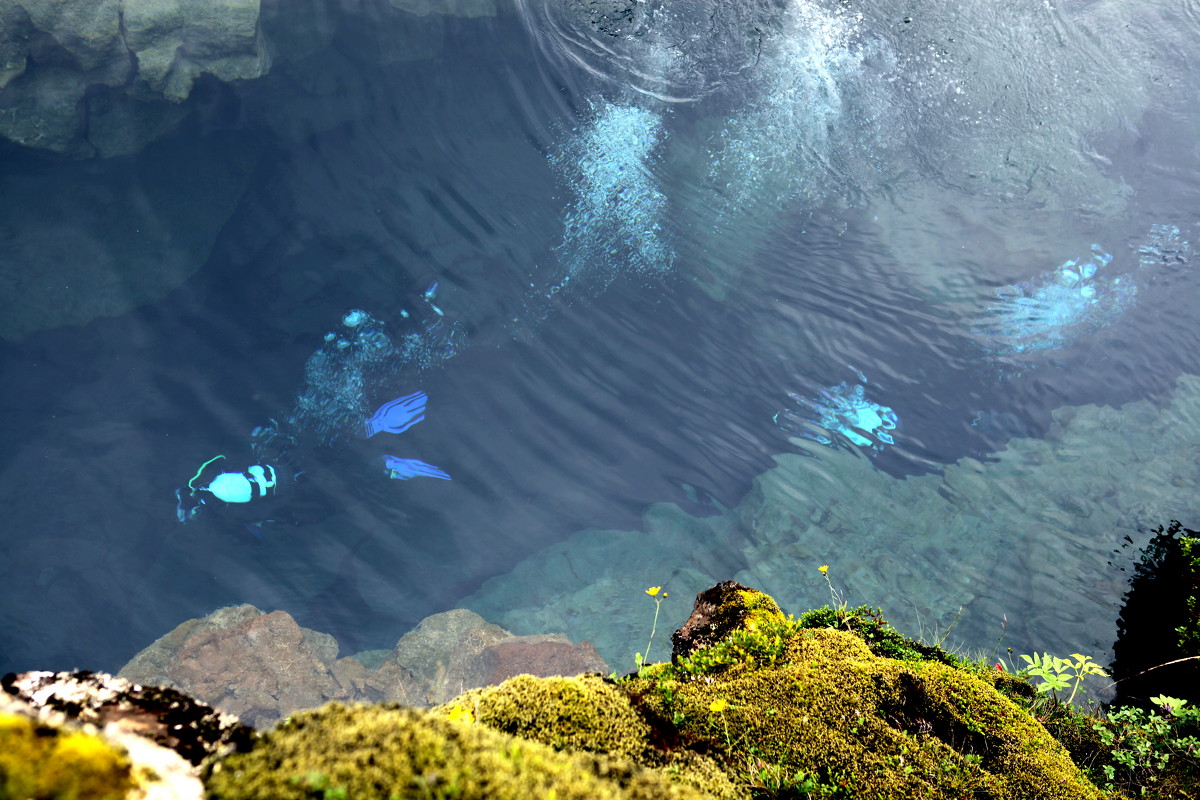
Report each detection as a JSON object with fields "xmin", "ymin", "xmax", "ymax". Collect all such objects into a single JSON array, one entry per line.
[{"xmin": 1111, "ymin": 521, "xmax": 1200, "ymax": 708}]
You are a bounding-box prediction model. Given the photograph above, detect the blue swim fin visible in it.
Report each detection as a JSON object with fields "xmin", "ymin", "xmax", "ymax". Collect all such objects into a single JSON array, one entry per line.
[
  {"xmin": 365, "ymin": 391, "xmax": 427, "ymax": 437},
  {"xmin": 382, "ymin": 455, "xmax": 451, "ymax": 481}
]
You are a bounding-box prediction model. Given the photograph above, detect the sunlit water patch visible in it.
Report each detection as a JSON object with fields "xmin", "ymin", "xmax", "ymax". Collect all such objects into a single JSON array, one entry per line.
[
  {"xmin": 971, "ymin": 244, "xmax": 1135, "ymax": 372},
  {"xmin": 775, "ymin": 368, "xmax": 899, "ymax": 452}
]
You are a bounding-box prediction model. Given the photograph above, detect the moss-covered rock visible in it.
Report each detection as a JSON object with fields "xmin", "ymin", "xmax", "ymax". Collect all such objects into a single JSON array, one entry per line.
[
  {"xmin": 447, "ymin": 674, "xmax": 651, "ymax": 761},
  {"xmin": 204, "ymin": 702, "xmax": 714, "ymax": 800},
  {"xmin": 670, "ymin": 580, "xmax": 787, "ymax": 662},
  {"xmin": 633, "ymin": 585, "xmax": 1104, "ymax": 799},
  {"xmin": 0, "ymin": 712, "xmax": 135, "ymax": 800},
  {"xmin": 441, "ymin": 674, "xmax": 743, "ymax": 800},
  {"xmin": 433, "ymin": 584, "xmax": 1105, "ymax": 799}
]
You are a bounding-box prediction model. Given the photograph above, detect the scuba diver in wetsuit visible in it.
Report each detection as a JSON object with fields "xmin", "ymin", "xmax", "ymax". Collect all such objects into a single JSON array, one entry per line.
[{"xmin": 175, "ymin": 391, "xmax": 450, "ymax": 532}]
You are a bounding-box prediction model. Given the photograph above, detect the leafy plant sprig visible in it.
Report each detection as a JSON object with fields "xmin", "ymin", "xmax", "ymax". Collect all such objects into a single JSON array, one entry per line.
[{"xmin": 1017, "ymin": 652, "xmax": 1108, "ymax": 706}]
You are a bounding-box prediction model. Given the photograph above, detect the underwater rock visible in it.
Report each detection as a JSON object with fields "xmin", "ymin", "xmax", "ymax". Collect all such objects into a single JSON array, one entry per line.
[
  {"xmin": 120, "ymin": 608, "xmax": 350, "ymax": 730},
  {"xmin": 122, "ymin": 0, "xmax": 270, "ymax": 103},
  {"xmin": 478, "ymin": 638, "xmax": 607, "ymax": 687},
  {"xmin": 365, "ymin": 607, "xmax": 608, "ymax": 706},
  {"xmin": 120, "ymin": 604, "xmax": 609, "ymax": 727},
  {"xmin": 118, "ymin": 604, "xmax": 266, "ymax": 689},
  {"xmin": 0, "ymin": 0, "xmax": 265, "ymax": 155},
  {"xmin": 0, "ymin": 0, "xmax": 466, "ymax": 156},
  {"xmin": 465, "ymin": 373, "xmax": 1200, "ymax": 671},
  {"xmin": 386, "ymin": 0, "xmax": 501, "ymax": 18},
  {"xmin": 0, "ymin": 0, "xmax": 129, "ymax": 156}
]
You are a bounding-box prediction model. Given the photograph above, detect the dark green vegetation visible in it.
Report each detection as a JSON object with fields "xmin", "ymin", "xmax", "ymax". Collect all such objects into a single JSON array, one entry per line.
[{"xmin": 1112, "ymin": 521, "xmax": 1200, "ymax": 708}]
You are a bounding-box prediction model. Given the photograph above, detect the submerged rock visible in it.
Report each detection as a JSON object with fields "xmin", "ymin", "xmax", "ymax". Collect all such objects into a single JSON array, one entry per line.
[
  {"xmin": 0, "ymin": 0, "xmax": 494, "ymax": 157},
  {"xmin": 119, "ymin": 605, "xmax": 361, "ymax": 729},
  {"xmin": 366, "ymin": 607, "xmax": 608, "ymax": 707},
  {"xmin": 465, "ymin": 373, "xmax": 1200, "ymax": 671},
  {"xmin": 386, "ymin": 0, "xmax": 501, "ymax": 18},
  {"xmin": 119, "ymin": 604, "xmax": 608, "ymax": 728},
  {"xmin": 0, "ymin": 0, "xmax": 267, "ymax": 156}
]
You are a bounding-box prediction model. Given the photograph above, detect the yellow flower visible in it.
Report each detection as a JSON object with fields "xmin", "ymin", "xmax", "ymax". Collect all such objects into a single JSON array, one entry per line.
[
  {"xmin": 709, "ymin": 699, "xmax": 729, "ymax": 713},
  {"xmin": 818, "ymin": 565, "xmax": 829, "ymax": 575},
  {"xmin": 646, "ymin": 586, "xmax": 662, "ymax": 596}
]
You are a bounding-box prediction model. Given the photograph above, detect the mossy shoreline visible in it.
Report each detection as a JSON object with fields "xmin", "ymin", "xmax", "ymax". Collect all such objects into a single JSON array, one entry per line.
[{"xmin": 5, "ymin": 581, "xmax": 1198, "ymax": 799}]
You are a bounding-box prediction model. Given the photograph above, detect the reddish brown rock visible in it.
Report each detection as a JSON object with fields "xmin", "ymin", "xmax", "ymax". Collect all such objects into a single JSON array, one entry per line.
[
  {"xmin": 120, "ymin": 605, "xmax": 611, "ymax": 727},
  {"xmin": 369, "ymin": 609, "xmax": 514, "ymax": 706},
  {"xmin": 121, "ymin": 608, "xmax": 350, "ymax": 729},
  {"xmin": 476, "ymin": 637, "xmax": 608, "ymax": 685},
  {"xmin": 362, "ymin": 610, "xmax": 611, "ymax": 706},
  {"xmin": 119, "ymin": 604, "xmax": 264, "ymax": 690}
]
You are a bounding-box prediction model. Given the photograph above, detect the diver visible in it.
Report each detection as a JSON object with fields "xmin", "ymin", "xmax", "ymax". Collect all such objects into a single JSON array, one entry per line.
[
  {"xmin": 175, "ymin": 391, "xmax": 451, "ymax": 528},
  {"xmin": 175, "ymin": 454, "xmax": 294, "ymax": 525}
]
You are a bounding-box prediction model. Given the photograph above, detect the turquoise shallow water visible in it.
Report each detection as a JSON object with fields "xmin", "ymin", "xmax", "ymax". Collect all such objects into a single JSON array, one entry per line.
[{"xmin": 1, "ymin": 0, "xmax": 1199, "ymax": 675}]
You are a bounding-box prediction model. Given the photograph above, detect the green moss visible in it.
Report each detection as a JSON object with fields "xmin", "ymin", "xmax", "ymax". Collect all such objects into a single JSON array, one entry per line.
[
  {"xmin": 203, "ymin": 703, "xmax": 715, "ymax": 800},
  {"xmin": 444, "ymin": 674, "xmax": 651, "ymax": 761},
  {"xmin": 439, "ymin": 675, "xmax": 742, "ymax": 800},
  {"xmin": 798, "ymin": 604, "xmax": 967, "ymax": 667},
  {"xmin": 0, "ymin": 713, "xmax": 135, "ymax": 800},
  {"xmin": 641, "ymin": 628, "xmax": 1104, "ymax": 799}
]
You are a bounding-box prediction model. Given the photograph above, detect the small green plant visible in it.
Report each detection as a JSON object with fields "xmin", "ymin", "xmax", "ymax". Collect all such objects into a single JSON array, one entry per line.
[
  {"xmin": 743, "ymin": 755, "xmax": 820, "ymax": 798},
  {"xmin": 1017, "ymin": 652, "xmax": 1108, "ymax": 706},
  {"xmin": 290, "ymin": 771, "xmax": 349, "ymax": 800},
  {"xmin": 670, "ymin": 616, "xmax": 797, "ymax": 678},
  {"xmin": 1091, "ymin": 694, "xmax": 1200, "ymax": 795},
  {"xmin": 740, "ymin": 746, "xmax": 854, "ymax": 799}
]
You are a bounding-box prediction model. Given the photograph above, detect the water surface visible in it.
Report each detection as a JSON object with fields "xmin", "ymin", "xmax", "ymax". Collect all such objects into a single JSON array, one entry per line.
[{"xmin": 1, "ymin": 0, "xmax": 1199, "ymax": 674}]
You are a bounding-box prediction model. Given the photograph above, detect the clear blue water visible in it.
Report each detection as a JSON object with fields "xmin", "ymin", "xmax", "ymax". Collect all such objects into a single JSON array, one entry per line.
[{"xmin": 2, "ymin": 0, "xmax": 1200, "ymax": 675}]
